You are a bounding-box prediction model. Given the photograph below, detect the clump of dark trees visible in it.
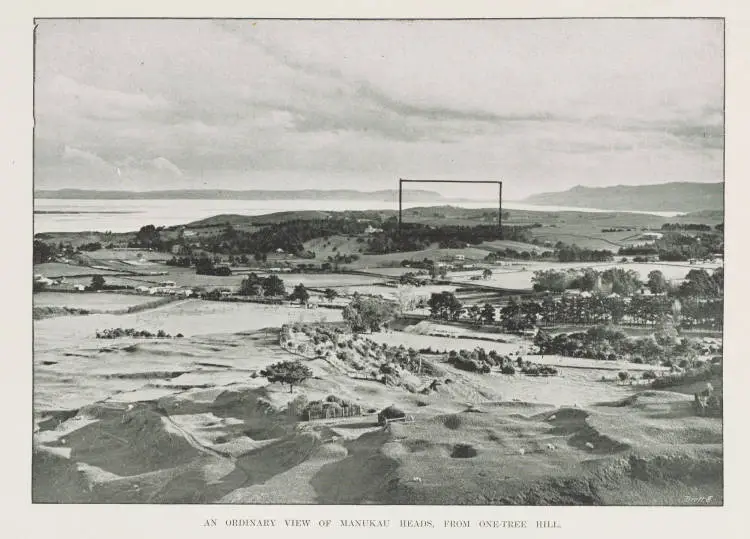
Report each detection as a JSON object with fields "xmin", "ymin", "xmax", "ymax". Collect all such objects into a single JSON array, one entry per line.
[
  {"xmin": 96, "ymin": 328, "xmax": 183, "ymax": 339},
  {"xmin": 342, "ymin": 294, "xmax": 397, "ymax": 332},
  {"xmin": 238, "ymin": 273, "xmax": 286, "ymax": 297},
  {"xmin": 448, "ymin": 348, "xmax": 558, "ymax": 376},
  {"xmin": 534, "ymin": 319, "xmax": 720, "ymax": 366}
]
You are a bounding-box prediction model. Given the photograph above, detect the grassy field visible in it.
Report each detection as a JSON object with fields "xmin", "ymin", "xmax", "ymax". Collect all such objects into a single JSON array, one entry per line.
[
  {"xmin": 33, "ymin": 292, "xmax": 158, "ymax": 310},
  {"xmin": 35, "ymin": 262, "xmax": 122, "ymax": 277},
  {"xmin": 83, "ymin": 248, "xmax": 172, "ymax": 262}
]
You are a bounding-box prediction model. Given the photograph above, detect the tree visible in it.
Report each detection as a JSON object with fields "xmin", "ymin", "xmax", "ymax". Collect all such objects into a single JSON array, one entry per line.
[
  {"xmin": 289, "ymin": 283, "xmax": 310, "ymax": 304},
  {"xmin": 680, "ymin": 268, "xmax": 719, "ymax": 298},
  {"xmin": 467, "ymin": 304, "xmax": 482, "ymax": 325},
  {"xmin": 534, "ymin": 329, "xmax": 553, "ymax": 355},
  {"xmin": 429, "ymin": 263, "xmax": 449, "ymax": 280},
  {"xmin": 323, "ymin": 288, "xmax": 338, "ymax": 302},
  {"xmin": 428, "ymin": 291, "xmax": 463, "ymax": 321},
  {"xmin": 654, "ymin": 315, "xmax": 679, "ymax": 350},
  {"xmin": 343, "ymin": 295, "xmax": 397, "ymax": 333},
  {"xmin": 712, "ymin": 267, "xmax": 724, "ymax": 294},
  {"xmin": 239, "ymin": 273, "xmax": 265, "ymax": 296},
  {"xmin": 33, "ymin": 240, "xmax": 54, "ymax": 264},
  {"xmin": 263, "ymin": 275, "xmax": 286, "ymax": 297},
  {"xmin": 601, "ymin": 268, "xmax": 642, "ymax": 296},
  {"xmin": 532, "ymin": 269, "xmax": 568, "ymax": 293},
  {"xmin": 647, "ymin": 270, "xmax": 668, "ymax": 295},
  {"xmin": 135, "ymin": 224, "xmax": 161, "ymax": 249},
  {"xmin": 91, "ymin": 275, "xmax": 106, "ymax": 290},
  {"xmin": 480, "ymin": 303, "xmax": 496, "ymax": 324},
  {"xmin": 482, "ymin": 268, "xmax": 493, "ymax": 280},
  {"xmin": 500, "ymin": 297, "xmax": 536, "ymax": 333},
  {"xmin": 618, "ymin": 371, "xmax": 630, "ymax": 382},
  {"xmin": 260, "ymin": 360, "xmax": 313, "ymax": 393},
  {"xmin": 195, "ymin": 255, "xmax": 215, "ymax": 275}
]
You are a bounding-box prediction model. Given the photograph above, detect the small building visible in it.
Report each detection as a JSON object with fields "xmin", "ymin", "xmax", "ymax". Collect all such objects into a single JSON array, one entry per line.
[
  {"xmin": 171, "ymin": 244, "xmax": 185, "ymax": 255},
  {"xmin": 364, "ymin": 225, "xmax": 383, "ymax": 234},
  {"xmin": 160, "ymin": 280, "xmax": 176, "ymax": 288},
  {"xmin": 275, "ymin": 248, "xmax": 285, "ymax": 254},
  {"xmin": 454, "ymin": 254, "xmax": 466, "ymax": 261},
  {"xmin": 73, "ymin": 284, "xmax": 86, "ymax": 291},
  {"xmin": 135, "ymin": 286, "xmax": 150, "ymax": 293}
]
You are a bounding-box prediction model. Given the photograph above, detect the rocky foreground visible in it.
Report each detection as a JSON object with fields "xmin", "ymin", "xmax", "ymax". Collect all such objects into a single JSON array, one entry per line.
[{"xmin": 33, "ymin": 324, "xmax": 722, "ymax": 505}]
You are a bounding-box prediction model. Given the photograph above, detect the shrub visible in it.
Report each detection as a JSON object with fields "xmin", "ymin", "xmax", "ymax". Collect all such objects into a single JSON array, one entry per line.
[
  {"xmin": 443, "ymin": 414, "xmax": 463, "ymax": 430},
  {"xmin": 618, "ymin": 371, "xmax": 630, "ymax": 381},
  {"xmin": 642, "ymin": 370, "xmax": 657, "ymax": 380},
  {"xmin": 379, "ymin": 363, "xmax": 397, "ymax": 375},
  {"xmin": 501, "ymin": 365, "xmax": 516, "ymax": 375},
  {"xmin": 377, "ymin": 405, "xmax": 405, "ymax": 425}
]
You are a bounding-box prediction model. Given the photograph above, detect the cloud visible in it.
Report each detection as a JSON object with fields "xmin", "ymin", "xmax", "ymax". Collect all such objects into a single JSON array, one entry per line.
[
  {"xmin": 33, "ymin": 19, "xmax": 724, "ymax": 196},
  {"xmin": 150, "ymin": 157, "xmax": 183, "ymax": 177},
  {"xmin": 61, "ymin": 146, "xmax": 113, "ymax": 168}
]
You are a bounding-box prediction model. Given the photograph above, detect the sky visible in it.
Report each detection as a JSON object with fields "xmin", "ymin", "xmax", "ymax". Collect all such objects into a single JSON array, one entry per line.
[{"xmin": 34, "ymin": 19, "xmax": 724, "ymax": 199}]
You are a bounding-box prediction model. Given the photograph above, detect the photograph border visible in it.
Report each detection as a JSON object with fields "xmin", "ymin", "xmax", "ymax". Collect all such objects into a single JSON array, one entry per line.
[{"xmin": 5, "ymin": 2, "xmax": 746, "ymax": 538}]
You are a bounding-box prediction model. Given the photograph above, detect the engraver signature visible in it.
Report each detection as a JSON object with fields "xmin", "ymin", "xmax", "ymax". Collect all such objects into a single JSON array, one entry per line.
[{"xmin": 684, "ymin": 495, "xmax": 714, "ymax": 504}]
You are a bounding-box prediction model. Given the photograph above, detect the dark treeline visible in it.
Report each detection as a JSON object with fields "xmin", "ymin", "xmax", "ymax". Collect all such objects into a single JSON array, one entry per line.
[
  {"xmin": 365, "ymin": 222, "xmax": 534, "ymax": 254},
  {"xmin": 533, "ymin": 294, "xmax": 723, "ymax": 330},
  {"xmin": 619, "ymin": 231, "xmax": 723, "ymax": 261},
  {"xmin": 425, "ymin": 285, "xmax": 722, "ymax": 332},
  {"xmin": 534, "ymin": 323, "xmax": 720, "ymax": 365},
  {"xmin": 532, "ymin": 266, "xmax": 723, "ymax": 298},
  {"xmin": 660, "ymin": 223, "xmax": 713, "ymax": 231}
]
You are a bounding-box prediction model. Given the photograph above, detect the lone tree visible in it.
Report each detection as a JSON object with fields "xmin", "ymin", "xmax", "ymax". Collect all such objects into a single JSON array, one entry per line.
[
  {"xmin": 323, "ymin": 288, "xmax": 338, "ymax": 302},
  {"xmin": 263, "ymin": 275, "xmax": 286, "ymax": 297},
  {"xmin": 482, "ymin": 268, "xmax": 493, "ymax": 280},
  {"xmin": 289, "ymin": 283, "xmax": 310, "ymax": 304},
  {"xmin": 91, "ymin": 275, "xmax": 106, "ymax": 291},
  {"xmin": 260, "ymin": 360, "xmax": 313, "ymax": 393}
]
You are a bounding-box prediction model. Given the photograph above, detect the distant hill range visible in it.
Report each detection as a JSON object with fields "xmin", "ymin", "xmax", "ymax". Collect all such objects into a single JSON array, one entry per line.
[
  {"xmin": 34, "ymin": 188, "xmax": 447, "ymax": 202},
  {"xmin": 522, "ymin": 182, "xmax": 723, "ymax": 213}
]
